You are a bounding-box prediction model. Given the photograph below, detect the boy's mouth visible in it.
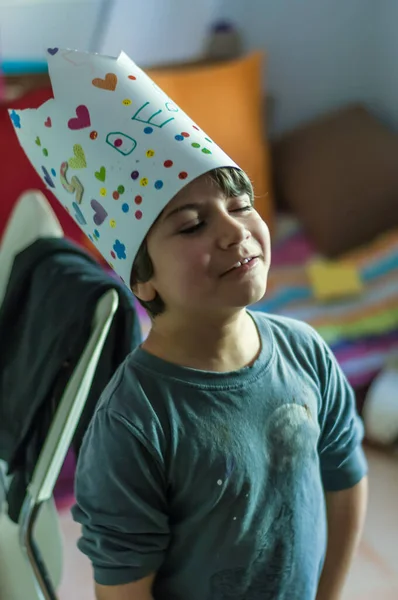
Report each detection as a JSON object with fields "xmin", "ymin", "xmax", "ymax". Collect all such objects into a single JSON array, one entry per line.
[{"xmin": 222, "ymin": 256, "xmax": 258, "ymax": 276}]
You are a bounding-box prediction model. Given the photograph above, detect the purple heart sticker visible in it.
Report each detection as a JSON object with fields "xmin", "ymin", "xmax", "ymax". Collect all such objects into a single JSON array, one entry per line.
[
  {"xmin": 41, "ymin": 166, "xmax": 55, "ymax": 188},
  {"xmin": 47, "ymin": 47, "xmax": 59, "ymax": 55},
  {"xmin": 91, "ymin": 199, "xmax": 108, "ymax": 226}
]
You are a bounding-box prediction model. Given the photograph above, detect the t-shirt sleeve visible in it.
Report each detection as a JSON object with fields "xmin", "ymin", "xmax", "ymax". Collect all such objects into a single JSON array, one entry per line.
[
  {"xmin": 71, "ymin": 402, "xmax": 170, "ymax": 586},
  {"xmin": 315, "ymin": 336, "xmax": 368, "ymax": 492}
]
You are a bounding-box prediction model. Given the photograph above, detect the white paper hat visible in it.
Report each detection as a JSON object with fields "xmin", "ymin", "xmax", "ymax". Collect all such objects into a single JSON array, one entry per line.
[{"xmin": 10, "ymin": 48, "xmax": 240, "ymax": 284}]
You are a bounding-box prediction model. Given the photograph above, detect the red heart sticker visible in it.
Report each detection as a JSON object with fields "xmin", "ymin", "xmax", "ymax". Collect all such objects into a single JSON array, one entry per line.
[
  {"xmin": 68, "ymin": 105, "xmax": 91, "ymax": 130},
  {"xmin": 44, "ymin": 117, "xmax": 52, "ymax": 128}
]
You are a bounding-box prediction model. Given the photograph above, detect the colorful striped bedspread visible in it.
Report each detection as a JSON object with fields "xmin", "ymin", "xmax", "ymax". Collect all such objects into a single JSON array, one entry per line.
[{"xmin": 252, "ymin": 218, "xmax": 398, "ymax": 388}]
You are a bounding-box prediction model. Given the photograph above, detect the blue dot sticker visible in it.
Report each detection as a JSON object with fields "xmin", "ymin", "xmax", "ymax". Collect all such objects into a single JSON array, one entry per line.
[
  {"xmin": 144, "ymin": 127, "xmax": 153, "ymax": 134},
  {"xmin": 51, "ymin": 168, "xmax": 56, "ymax": 177},
  {"xmin": 10, "ymin": 110, "xmax": 21, "ymax": 129},
  {"xmin": 94, "ymin": 229, "xmax": 100, "ymax": 238},
  {"xmin": 113, "ymin": 240, "xmax": 127, "ymax": 260},
  {"xmin": 122, "ymin": 203, "xmax": 129, "ymax": 213},
  {"xmin": 154, "ymin": 180, "xmax": 164, "ymax": 190},
  {"xmin": 175, "ymin": 134, "xmax": 184, "ymax": 141}
]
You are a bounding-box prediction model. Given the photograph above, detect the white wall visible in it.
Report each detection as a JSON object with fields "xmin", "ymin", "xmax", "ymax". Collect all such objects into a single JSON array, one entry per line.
[
  {"xmin": 0, "ymin": 0, "xmax": 108, "ymax": 63},
  {"xmin": 373, "ymin": 2, "xmax": 398, "ymax": 129},
  {"xmin": 2, "ymin": 0, "xmax": 398, "ymax": 133},
  {"xmin": 217, "ymin": 0, "xmax": 376, "ymax": 135},
  {"xmin": 100, "ymin": 0, "xmax": 219, "ymax": 67}
]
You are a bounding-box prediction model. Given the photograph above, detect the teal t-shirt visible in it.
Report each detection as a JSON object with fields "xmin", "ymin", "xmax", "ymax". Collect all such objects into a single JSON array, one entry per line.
[{"xmin": 72, "ymin": 312, "xmax": 367, "ymax": 599}]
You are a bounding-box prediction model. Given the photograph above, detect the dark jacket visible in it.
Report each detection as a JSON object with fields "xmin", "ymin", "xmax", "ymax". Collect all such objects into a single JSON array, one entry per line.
[{"xmin": 0, "ymin": 237, "xmax": 142, "ymax": 521}]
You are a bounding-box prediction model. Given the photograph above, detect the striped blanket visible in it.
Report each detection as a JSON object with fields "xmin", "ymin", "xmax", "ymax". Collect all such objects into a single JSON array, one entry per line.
[{"xmin": 253, "ymin": 218, "xmax": 398, "ymax": 388}]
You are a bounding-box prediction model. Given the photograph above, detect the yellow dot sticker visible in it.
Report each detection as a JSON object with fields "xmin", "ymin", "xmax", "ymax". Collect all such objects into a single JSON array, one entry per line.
[
  {"xmin": 110, "ymin": 219, "xmax": 117, "ymax": 228},
  {"xmin": 140, "ymin": 177, "xmax": 149, "ymax": 187},
  {"xmin": 100, "ymin": 188, "xmax": 107, "ymax": 197},
  {"xmin": 146, "ymin": 149, "xmax": 155, "ymax": 158},
  {"xmin": 122, "ymin": 98, "xmax": 132, "ymax": 106}
]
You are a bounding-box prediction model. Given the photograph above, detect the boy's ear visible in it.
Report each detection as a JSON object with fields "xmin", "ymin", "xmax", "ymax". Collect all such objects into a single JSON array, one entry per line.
[{"xmin": 132, "ymin": 280, "xmax": 157, "ymax": 302}]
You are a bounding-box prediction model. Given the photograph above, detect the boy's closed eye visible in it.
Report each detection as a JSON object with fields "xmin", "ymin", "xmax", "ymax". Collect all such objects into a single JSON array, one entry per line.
[{"xmin": 179, "ymin": 205, "xmax": 253, "ymax": 236}]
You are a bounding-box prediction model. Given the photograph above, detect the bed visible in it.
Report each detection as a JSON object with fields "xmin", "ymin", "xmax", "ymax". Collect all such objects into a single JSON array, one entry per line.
[{"xmin": 259, "ymin": 216, "xmax": 398, "ymax": 402}]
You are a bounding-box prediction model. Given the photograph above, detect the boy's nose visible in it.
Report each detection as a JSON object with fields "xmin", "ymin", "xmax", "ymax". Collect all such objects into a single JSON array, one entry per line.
[{"xmin": 217, "ymin": 213, "xmax": 250, "ymax": 249}]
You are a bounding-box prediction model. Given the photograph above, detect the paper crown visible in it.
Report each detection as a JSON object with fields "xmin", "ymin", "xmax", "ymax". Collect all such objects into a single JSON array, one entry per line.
[{"xmin": 10, "ymin": 48, "xmax": 240, "ymax": 284}]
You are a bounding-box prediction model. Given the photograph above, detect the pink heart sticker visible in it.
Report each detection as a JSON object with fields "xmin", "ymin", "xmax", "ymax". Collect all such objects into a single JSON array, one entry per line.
[{"xmin": 68, "ymin": 105, "xmax": 91, "ymax": 130}]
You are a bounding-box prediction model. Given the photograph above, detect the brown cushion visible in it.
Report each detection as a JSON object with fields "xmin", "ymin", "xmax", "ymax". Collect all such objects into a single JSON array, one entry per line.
[{"xmin": 272, "ymin": 104, "xmax": 398, "ymax": 256}]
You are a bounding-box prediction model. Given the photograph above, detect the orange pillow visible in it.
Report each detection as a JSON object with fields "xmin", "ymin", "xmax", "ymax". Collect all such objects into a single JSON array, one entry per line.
[{"xmin": 147, "ymin": 52, "xmax": 274, "ymax": 230}]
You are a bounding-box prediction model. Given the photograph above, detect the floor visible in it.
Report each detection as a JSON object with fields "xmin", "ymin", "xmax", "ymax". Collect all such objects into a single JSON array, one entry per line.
[{"xmin": 56, "ymin": 445, "xmax": 398, "ymax": 599}]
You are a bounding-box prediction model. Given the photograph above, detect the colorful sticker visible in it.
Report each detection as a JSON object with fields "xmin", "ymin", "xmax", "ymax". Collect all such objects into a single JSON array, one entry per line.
[
  {"xmin": 95, "ymin": 166, "xmax": 106, "ymax": 182},
  {"xmin": 10, "ymin": 111, "xmax": 21, "ymax": 128},
  {"xmin": 41, "ymin": 166, "xmax": 55, "ymax": 188},
  {"xmin": 73, "ymin": 202, "xmax": 86, "ymax": 225},
  {"xmin": 113, "ymin": 240, "xmax": 126, "ymax": 259},
  {"xmin": 60, "ymin": 161, "xmax": 84, "ymax": 204},
  {"xmin": 92, "ymin": 73, "xmax": 118, "ymax": 91},
  {"xmin": 68, "ymin": 105, "xmax": 91, "ymax": 130},
  {"xmin": 68, "ymin": 144, "xmax": 87, "ymax": 169}
]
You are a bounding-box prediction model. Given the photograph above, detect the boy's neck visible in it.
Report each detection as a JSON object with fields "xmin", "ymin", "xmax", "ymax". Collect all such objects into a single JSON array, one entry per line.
[{"xmin": 141, "ymin": 309, "xmax": 261, "ymax": 372}]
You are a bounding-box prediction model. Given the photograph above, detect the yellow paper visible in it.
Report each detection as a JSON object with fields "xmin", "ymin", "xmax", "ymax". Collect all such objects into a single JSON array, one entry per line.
[{"xmin": 307, "ymin": 259, "xmax": 363, "ymax": 301}]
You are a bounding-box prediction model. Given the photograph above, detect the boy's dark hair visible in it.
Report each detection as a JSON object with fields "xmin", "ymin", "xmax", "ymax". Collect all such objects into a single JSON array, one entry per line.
[{"xmin": 130, "ymin": 167, "xmax": 254, "ymax": 318}]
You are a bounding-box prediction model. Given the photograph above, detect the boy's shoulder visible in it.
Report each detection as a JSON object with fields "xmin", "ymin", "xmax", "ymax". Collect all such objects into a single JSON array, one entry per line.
[
  {"xmin": 251, "ymin": 310, "xmax": 332, "ymax": 377},
  {"xmin": 252, "ymin": 310, "xmax": 325, "ymax": 350}
]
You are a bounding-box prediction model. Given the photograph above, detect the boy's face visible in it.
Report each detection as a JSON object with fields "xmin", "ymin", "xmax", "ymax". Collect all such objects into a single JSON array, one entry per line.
[{"xmin": 135, "ymin": 173, "xmax": 271, "ymax": 317}]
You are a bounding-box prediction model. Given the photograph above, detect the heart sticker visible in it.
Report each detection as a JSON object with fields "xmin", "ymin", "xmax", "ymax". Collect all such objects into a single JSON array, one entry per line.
[
  {"xmin": 47, "ymin": 47, "xmax": 59, "ymax": 55},
  {"xmin": 95, "ymin": 166, "xmax": 106, "ymax": 182},
  {"xmin": 41, "ymin": 166, "xmax": 55, "ymax": 188},
  {"xmin": 69, "ymin": 144, "xmax": 87, "ymax": 169},
  {"xmin": 91, "ymin": 199, "xmax": 108, "ymax": 226},
  {"xmin": 73, "ymin": 202, "xmax": 87, "ymax": 225},
  {"xmin": 92, "ymin": 73, "xmax": 118, "ymax": 92},
  {"xmin": 68, "ymin": 105, "xmax": 91, "ymax": 130},
  {"xmin": 45, "ymin": 117, "xmax": 52, "ymax": 128},
  {"xmin": 35, "ymin": 137, "xmax": 41, "ymax": 146}
]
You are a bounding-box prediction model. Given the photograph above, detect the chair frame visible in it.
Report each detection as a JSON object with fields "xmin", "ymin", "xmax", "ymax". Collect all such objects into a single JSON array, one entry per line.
[{"xmin": 18, "ymin": 288, "xmax": 119, "ymax": 599}]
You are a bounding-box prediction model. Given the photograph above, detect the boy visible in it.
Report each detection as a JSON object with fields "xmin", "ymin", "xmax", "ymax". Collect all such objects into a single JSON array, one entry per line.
[{"xmin": 11, "ymin": 49, "xmax": 367, "ymax": 600}]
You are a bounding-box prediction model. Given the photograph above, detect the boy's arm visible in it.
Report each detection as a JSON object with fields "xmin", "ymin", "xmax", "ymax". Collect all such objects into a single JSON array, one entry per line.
[
  {"xmin": 316, "ymin": 476, "xmax": 368, "ymax": 600},
  {"xmin": 312, "ymin": 329, "xmax": 369, "ymax": 599},
  {"xmin": 95, "ymin": 574, "xmax": 155, "ymax": 600},
  {"xmin": 72, "ymin": 405, "xmax": 169, "ymax": 591}
]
